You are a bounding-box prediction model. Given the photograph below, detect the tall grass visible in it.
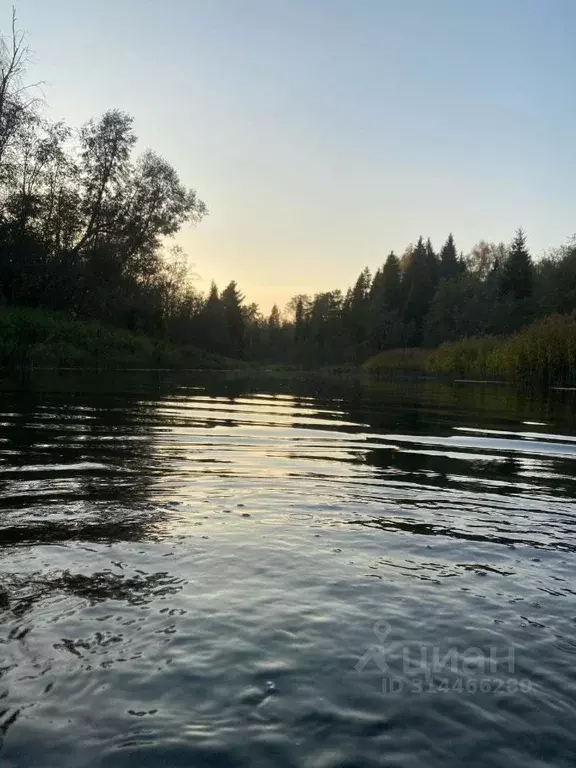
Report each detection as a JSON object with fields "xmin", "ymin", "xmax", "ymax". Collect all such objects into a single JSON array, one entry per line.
[
  {"xmin": 425, "ymin": 314, "xmax": 576, "ymax": 385},
  {"xmin": 363, "ymin": 315, "xmax": 576, "ymax": 386},
  {"xmin": 0, "ymin": 307, "xmax": 237, "ymax": 370},
  {"xmin": 363, "ymin": 347, "xmax": 429, "ymax": 377}
]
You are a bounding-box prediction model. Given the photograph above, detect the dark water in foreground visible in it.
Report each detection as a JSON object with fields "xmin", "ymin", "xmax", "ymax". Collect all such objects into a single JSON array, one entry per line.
[{"xmin": 1, "ymin": 372, "xmax": 576, "ymax": 768}]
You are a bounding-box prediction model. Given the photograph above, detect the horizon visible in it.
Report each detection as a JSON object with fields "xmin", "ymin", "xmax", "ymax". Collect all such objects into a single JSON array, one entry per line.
[{"xmin": 13, "ymin": 0, "xmax": 576, "ymax": 312}]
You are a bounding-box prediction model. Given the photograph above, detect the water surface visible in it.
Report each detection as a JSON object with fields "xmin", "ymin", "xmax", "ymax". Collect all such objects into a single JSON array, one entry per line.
[{"xmin": 1, "ymin": 372, "xmax": 576, "ymax": 767}]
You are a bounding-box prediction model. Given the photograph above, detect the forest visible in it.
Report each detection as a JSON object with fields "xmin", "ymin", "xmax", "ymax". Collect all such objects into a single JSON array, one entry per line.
[{"xmin": 1, "ymin": 16, "xmax": 576, "ymax": 380}]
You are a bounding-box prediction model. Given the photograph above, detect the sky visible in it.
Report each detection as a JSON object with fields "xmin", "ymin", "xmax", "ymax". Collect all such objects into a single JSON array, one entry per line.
[{"xmin": 9, "ymin": 0, "xmax": 576, "ymax": 312}]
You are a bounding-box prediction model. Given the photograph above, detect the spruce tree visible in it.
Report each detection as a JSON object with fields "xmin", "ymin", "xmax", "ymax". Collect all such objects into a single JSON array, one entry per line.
[
  {"xmin": 351, "ymin": 267, "xmax": 372, "ymax": 306},
  {"xmin": 346, "ymin": 267, "xmax": 372, "ymax": 354},
  {"xmin": 294, "ymin": 296, "xmax": 306, "ymax": 344},
  {"xmin": 221, "ymin": 281, "xmax": 246, "ymax": 358},
  {"xmin": 402, "ymin": 237, "xmax": 432, "ymax": 343},
  {"xmin": 369, "ymin": 252, "xmax": 403, "ymax": 351},
  {"xmin": 426, "ymin": 238, "xmax": 439, "ymax": 292},
  {"xmin": 199, "ymin": 282, "xmax": 228, "ymax": 355},
  {"xmin": 500, "ymin": 228, "xmax": 533, "ymax": 299},
  {"xmin": 266, "ymin": 304, "xmax": 283, "ymax": 358},
  {"xmin": 381, "ymin": 251, "xmax": 401, "ymax": 309},
  {"xmin": 369, "ymin": 267, "xmax": 383, "ymax": 302},
  {"xmin": 439, "ymin": 233, "xmax": 459, "ymax": 280}
]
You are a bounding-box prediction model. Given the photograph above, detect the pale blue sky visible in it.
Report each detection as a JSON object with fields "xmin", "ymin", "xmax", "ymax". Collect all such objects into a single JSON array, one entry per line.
[{"xmin": 11, "ymin": 0, "xmax": 576, "ymax": 311}]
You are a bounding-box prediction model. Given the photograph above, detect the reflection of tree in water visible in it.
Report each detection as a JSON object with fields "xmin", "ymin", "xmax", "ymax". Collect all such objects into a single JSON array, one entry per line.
[
  {"xmin": 0, "ymin": 371, "xmax": 273, "ymax": 553},
  {"xmin": 331, "ymin": 379, "xmax": 576, "ymax": 499},
  {"xmin": 0, "ymin": 386, "xmax": 170, "ymax": 547},
  {"xmin": 358, "ymin": 442, "xmax": 525, "ymax": 493},
  {"xmin": 215, "ymin": 372, "xmax": 576, "ymax": 503},
  {"xmin": 3, "ymin": 567, "xmax": 185, "ymax": 617},
  {"xmin": 347, "ymin": 512, "xmax": 576, "ymax": 555},
  {"xmin": 0, "ymin": 514, "xmax": 164, "ymax": 547}
]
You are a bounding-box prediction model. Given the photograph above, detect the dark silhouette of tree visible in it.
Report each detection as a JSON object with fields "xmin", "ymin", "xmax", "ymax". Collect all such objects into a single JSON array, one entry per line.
[
  {"xmin": 536, "ymin": 239, "xmax": 576, "ymax": 315},
  {"xmin": 197, "ymin": 282, "xmax": 226, "ymax": 353},
  {"xmin": 402, "ymin": 237, "xmax": 433, "ymax": 344},
  {"xmin": 73, "ymin": 110, "xmax": 137, "ymax": 255},
  {"xmin": 0, "ymin": 9, "xmax": 39, "ymax": 169},
  {"xmin": 500, "ymin": 228, "xmax": 533, "ymax": 300},
  {"xmin": 380, "ymin": 251, "xmax": 401, "ymax": 310},
  {"xmin": 425, "ymin": 238, "xmax": 439, "ymax": 294},
  {"xmin": 343, "ymin": 267, "xmax": 371, "ymax": 359},
  {"xmin": 367, "ymin": 252, "xmax": 402, "ymax": 350},
  {"xmin": 438, "ymin": 233, "xmax": 460, "ymax": 281},
  {"xmin": 221, "ymin": 281, "xmax": 245, "ymax": 359},
  {"xmin": 262, "ymin": 304, "xmax": 285, "ymax": 360},
  {"xmin": 0, "ymin": 16, "xmax": 207, "ymax": 341},
  {"xmin": 306, "ymin": 290, "xmax": 344, "ymax": 365}
]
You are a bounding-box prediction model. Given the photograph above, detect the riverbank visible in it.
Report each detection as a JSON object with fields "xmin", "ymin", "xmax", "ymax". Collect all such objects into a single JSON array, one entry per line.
[
  {"xmin": 0, "ymin": 308, "xmax": 239, "ymax": 370},
  {"xmin": 364, "ymin": 314, "xmax": 576, "ymax": 387},
  {"xmin": 4, "ymin": 307, "xmax": 576, "ymax": 386}
]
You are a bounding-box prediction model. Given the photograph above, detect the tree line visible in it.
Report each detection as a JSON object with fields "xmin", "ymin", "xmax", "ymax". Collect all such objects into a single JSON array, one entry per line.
[
  {"xmin": 257, "ymin": 228, "xmax": 576, "ymax": 366},
  {"xmin": 1, "ymin": 15, "xmax": 576, "ymax": 367}
]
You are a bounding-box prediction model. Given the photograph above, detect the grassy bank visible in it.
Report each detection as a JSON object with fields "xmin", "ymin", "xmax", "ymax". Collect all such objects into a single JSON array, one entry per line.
[
  {"xmin": 0, "ymin": 308, "xmax": 239, "ymax": 370},
  {"xmin": 362, "ymin": 347, "xmax": 430, "ymax": 377},
  {"xmin": 364, "ymin": 314, "xmax": 576, "ymax": 386},
  {"xmin": 427, "ymin": 315, "xmax": 576, "ymax": 385}
]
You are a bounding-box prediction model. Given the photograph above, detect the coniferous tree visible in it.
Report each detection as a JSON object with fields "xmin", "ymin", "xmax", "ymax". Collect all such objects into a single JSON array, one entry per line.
[
  {"xmin": 221, "ymin": 281, "xmax": 245, "ymax": 358},
  {"xmin": 307, "ymin": 290, "xmax": 344, "ymax": 364},
  {"xmin": 369, "ymin": 267, "xmax": 383, "ymax": 300},
  {"xmin": 438, "ymin": 233, "xmax": 459, "ymax": 281},
  {"xmin": 352, "ymin": 267, "xmax": 371, "ymax": 303},
  {"xmin": 500, "ymin": 228, "xmax": 533, "ymax": 300},
  {"xmin": 199, "ymin": 282, "xmax": 227, "ymax": 354},
  {"xmin": 381, "ymin": 251, "xmax": 401, "ymax": 310},
  {"xmin": 368, "ymin": 252, "xmax": 403, "ymax": 351},
  {"xmin": 426, "ymin": 238, "xmax": 439, "ymax": 294},
  {"xmin": 344, "ymin": 267, "xmax": 372, "ymax": 359},
  {"xmin": 263, "ymin": 304, "xmax": 283, "ymax": 360},
  {"xmin": 402, "ymin": 237, "xmax": 432, "ymax": 343},
  {"xmin": 536, "ymin": 241, "xmax": 576, "ymax": 315},
  {"xmin": 293, "ymin": 296, "xmax": 306, "ymax": 345}
]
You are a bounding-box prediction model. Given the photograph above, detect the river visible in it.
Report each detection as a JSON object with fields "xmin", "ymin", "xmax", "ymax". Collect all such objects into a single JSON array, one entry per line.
[{"xmin": 1, "ymin": 371, "xmax": 575, "ymax": 767}]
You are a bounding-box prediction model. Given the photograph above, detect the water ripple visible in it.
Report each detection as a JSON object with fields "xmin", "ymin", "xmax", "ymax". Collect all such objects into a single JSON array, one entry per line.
[{"xmin": 1, "ymin": 374, "xmax": 576, "ymax": 767}]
